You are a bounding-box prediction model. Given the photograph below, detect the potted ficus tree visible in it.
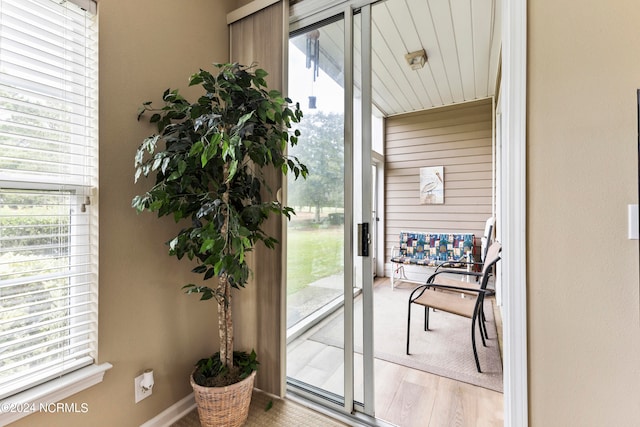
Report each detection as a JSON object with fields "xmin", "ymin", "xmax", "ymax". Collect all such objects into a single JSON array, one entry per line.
[{"xmin": 132, "ymin": 63, "xmax": 307, "ymax": 427}]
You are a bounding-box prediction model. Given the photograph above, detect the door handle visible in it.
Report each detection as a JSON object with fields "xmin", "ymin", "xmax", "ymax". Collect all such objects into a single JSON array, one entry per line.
[{"xmin": 358, "ymin": 223, "xmax": 370, "ymax": 257}]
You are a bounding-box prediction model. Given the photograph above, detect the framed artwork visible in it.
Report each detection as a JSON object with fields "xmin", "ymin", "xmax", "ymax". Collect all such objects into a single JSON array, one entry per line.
[{"xmin": 420, "ymin": 166, "xmax": 444, "ymax": 204}]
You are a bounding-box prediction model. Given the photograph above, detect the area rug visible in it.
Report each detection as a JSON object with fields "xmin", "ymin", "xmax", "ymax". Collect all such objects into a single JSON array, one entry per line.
[
  {"xmin": 309, "ymin": 281, "xmax": 503, "ymax": 392},
  {"xmin": 170, "ymin": 390, "xmax": 348, "ymax": 427}
]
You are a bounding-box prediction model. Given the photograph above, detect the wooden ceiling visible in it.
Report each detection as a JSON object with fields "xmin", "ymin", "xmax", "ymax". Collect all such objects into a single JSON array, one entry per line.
[{"xmin": 290, "ymin": 0, "xmax": 501, "ymax": 117}]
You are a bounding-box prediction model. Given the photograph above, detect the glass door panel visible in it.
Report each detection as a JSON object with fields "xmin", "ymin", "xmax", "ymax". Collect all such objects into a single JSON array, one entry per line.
[{"xmin": 286, "ymin": 18, "xmax": 346, "ymax": 401}]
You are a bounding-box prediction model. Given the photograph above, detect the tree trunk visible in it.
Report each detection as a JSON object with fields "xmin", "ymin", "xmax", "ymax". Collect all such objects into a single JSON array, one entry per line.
[
  {"xmin": 219, "ymin": 163, "xmax": 233, "ymax": 368},
  {"xmin": 218, "ymin": 273, "xmax": 234, "ymax": 368}
]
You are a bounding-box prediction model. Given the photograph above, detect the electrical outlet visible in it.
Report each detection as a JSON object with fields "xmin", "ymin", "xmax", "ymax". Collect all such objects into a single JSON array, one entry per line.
[{"xmin": 134, "ymin": 373, "xmax": 152, "ymax": 403}]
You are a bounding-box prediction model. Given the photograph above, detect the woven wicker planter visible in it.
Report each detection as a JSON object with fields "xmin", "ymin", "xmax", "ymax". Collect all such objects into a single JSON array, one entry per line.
[{"xmin": 190, "ymin": 370, "xmax": 256, "ymax": 427}]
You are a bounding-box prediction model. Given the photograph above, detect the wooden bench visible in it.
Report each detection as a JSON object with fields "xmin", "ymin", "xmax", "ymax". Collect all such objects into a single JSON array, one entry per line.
[{"xmin": 390, "ymin": 231, "xmax": 476, "ymax": 289}]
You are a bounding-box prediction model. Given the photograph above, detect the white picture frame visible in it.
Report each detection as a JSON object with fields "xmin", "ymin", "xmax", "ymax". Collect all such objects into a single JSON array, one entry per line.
[{"xmin": 419, "ymin": 166, "xmax": 444, "ymax": 204}]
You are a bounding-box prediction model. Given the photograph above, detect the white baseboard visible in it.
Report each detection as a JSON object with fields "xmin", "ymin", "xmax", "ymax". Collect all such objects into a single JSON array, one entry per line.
[{"xmin": 140, "ymin": 393, "xmax": 196, "ymax": 427}]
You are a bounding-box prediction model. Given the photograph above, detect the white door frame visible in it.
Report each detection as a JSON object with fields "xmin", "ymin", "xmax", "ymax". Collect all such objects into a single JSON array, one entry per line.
[{"xmin": 501, "ymin": 0, "xmax": 528, "ymax": 425}]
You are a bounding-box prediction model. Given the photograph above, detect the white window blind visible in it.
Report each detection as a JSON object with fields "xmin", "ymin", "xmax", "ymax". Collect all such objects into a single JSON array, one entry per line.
[{"xmin": 0, "ymin": 0, "xmax": 98, "ymax": 400}]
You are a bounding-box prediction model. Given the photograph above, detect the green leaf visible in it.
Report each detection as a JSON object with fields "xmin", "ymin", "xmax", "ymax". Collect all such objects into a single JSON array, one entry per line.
[
  {"xmin": 236, "ymin": 112, "xmax": 254, "ymax": 128},
  {"xmin": 221, "ymin": 139, "xmax": 230, "ymax": 160},
  {"xmin": 203, "ymin": 268, "xmax": 216, "ymax": 280},
  {"xmin": 255, "ymin": 69, "xmax": 268, "ymax": 79},
  {"xmin": 167, "ymin": 170, "xmax": 181, "ymax": 181},
  {"xmin": 214, "ymin": 259, "xmax": 224, "ymax": 275},
  {"xmin": 226, "ymin": 160, "xmax": 238, "ymax": 182},
  {"xmin": 200, "ymin": 290, "xmax": 214, "ymax": 301},
  {"xmin": 191, "ymin": 264, "xmax": 207, "ymax": 274},
  {"xmin": 189, "ymin": 73, "xmax": 204, "ymax": 86},
  {"xmin": 178, "ymin": 159, "xmax": 187, "ymax": 175},
  {"xmin": 201, "ymin": 137, "xmax": 219, "ymax": 167},
  {"xmin": 200, "ymin": 239, "xmax": 215, "ymax": 253},
  {"xmin": 266, "ymin": 108, "xmax": 275, "ymax": 121},
  {"xmin": 257, "ymin": 107, "xmax": 266, "ymax": 122},
  {"xmin": 190, "ymin": 140, "xmax": 204, "ymax": 156},
  {"xmin": 149, "ymin": 200, "xmax": 163, "ymax": 211}
]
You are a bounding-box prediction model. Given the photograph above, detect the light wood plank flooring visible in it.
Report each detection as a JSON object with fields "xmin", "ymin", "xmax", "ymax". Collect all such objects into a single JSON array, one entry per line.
[
  {"xmin": 287, "ymin": 278, "xmax": 504, "ymax": 427},
  {"xmin": 287, "ymin": 352, "xmax": 503, "ymax": 427},
  {"xmin": 374, "ymin": 358, "xmax": 503, "ymax": 427}
]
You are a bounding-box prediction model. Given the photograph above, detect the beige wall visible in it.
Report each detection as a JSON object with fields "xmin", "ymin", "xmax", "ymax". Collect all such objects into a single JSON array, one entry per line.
[
  {"xmin": 528, "ymin": 1, "xmax": 640, "ymax": 426},
  {"xmin": 10, "ymin": 1, "xmax": 234, "ymax": 426},
  {"xmin": 384, "ymin": 99, "xmax": 494, "ymax": 265}
]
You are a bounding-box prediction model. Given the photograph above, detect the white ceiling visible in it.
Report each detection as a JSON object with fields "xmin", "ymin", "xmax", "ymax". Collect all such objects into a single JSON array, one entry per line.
[{"xmin": 290, "ymin": 0, "xmax": 502, "ymax": 117}]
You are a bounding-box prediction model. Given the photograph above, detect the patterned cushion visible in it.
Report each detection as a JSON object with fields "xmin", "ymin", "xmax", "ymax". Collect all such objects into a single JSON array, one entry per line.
[{"xmin": 390, "ymin": 232, "xmax": 475, "ymax": 267}]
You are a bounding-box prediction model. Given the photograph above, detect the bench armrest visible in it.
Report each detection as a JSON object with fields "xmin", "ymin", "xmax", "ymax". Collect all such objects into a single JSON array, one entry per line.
[{"xmin": 390, "ymin": 245, "xmax": 400, "ymax": 259}]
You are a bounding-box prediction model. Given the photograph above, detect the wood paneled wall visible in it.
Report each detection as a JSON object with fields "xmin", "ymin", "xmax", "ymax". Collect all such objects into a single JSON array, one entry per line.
[{"xmin": 384, "ymin": 98, "xmax": 494, "ymax": 268}]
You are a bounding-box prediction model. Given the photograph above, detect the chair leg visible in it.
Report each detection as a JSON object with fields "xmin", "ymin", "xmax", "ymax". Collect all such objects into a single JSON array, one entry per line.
[
  {"xmin": 476, "ymin": 303, "xmax": 487, "ymax": 347},
  {"xmin": 480, "ymin": 303, "xmax": 490, "ymax": 338},
  {"xmin": 391, "ymin": 266, "xmax": 396, "ymax": 289},
  {"xmin": 471, "ymin": 312, "xmax": 482, "ymax": 373},
  {"xmin": 480, "ymin": 308, "xmax": 489, "ymax": 340},
  {"xmin": 406, "ymin": 301, "xmax": 412, "ymax": 355},
  {"xmin": 479, "ymin": 317, "xmax": 487, "ymax": 347},
  {"xmin": 424, "ymin": 306, "xmax": 430, "ymax": 330}
]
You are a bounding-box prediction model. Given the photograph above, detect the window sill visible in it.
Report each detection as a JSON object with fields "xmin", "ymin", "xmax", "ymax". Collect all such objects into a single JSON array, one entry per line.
[{"xmin": 0, "ymin": 363, "xmax": 112, "ymax": 425}]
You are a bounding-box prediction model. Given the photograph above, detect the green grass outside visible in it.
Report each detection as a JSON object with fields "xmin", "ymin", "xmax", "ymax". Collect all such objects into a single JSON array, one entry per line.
[{"xmin": 286, "ymin": 227, "xmax": 344, "ymax": 295}]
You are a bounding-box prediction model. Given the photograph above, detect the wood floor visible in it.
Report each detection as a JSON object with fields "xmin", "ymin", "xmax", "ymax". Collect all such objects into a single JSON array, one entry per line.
[
  {"xmin": 287, "ymin": 351, "xmax": 503, "ymax": 427},
  {"xmin": 373, "ymin": 358, "xmax": 503, "ymax": 427},
  {"xmin": 287, "ymin": 277, "xmax": 503, "ymax": 426}
]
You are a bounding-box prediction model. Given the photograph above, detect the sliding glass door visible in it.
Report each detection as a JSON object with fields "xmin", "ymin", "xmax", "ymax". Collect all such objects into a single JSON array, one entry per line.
[{"xmin": 286, "ymin": 5, "xmax": 375, "ymax": 418}]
